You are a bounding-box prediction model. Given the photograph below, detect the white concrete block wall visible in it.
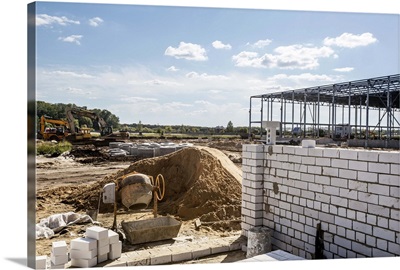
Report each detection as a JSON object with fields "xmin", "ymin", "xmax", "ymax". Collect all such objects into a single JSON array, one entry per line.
[{"xmin": 242, "ymin": 144, "xmax": 400, "ymax": 259}]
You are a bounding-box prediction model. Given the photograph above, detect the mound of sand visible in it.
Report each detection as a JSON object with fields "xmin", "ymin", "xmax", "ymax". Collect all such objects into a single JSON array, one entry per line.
[{"xmin": 65, "ymin": 146, "xmax": 243, "ymax": 223}]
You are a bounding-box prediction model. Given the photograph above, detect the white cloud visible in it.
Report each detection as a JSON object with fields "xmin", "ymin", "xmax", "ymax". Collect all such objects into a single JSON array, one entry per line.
[
  {"xmin": 36, "ymin": 14, "xmax": 80, "ymax": 26},
  {"xmin": 65, "ymin": 87, "xmax": 91, "ymax": 95},
  {"xmin": 164, "ymin": 42, "xmax": 208, "ymax": 61},
  {"xmin": 121, "ymin": 96, "xmax": 158, "ymax": 103},
  {"xmin": 185, "ymin": 72, "xmax": 229, "ymax": 80},
  {"xmin": 232, "ymin": 45, "xmax": 335, "ymax": 70},
  {"xmin": 333, "ymin": 67, "xmax": 354, "ymax": 72},
  {"xmin": 89, "ymin": 17, "xmax": 104, "ymax": 27},
  {"xmin": 323, "ymin": 32, "xmax": 378, "ymax": 48},
  {"xmin": 249, "ymin": 39, "xmax": 272, "ymax": 49},
  {"xmin": 212, "ymin": 40, "xmax": 232, "ymax": 50},
  {"xmin": 231, "ymin": 51, "xmax": 265, "ymax": 68},
  {"xmin": 143, "ymin": 79, "xmax": 182, "ymax": 86},
  {"xmin": 44, "ymin": 70, "xmax": 95, "ymax": 78},
  {"xmin": 167, "ymin": 66, "xmax": 179, "ymax": 72},
  {"xmin": 58, "ymin": 35, "xmax": 83, "ymax": 45}
]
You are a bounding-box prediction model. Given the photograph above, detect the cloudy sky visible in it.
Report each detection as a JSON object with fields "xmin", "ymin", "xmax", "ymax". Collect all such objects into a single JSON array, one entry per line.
[{"xmin": 34, "ymin": 1, "xmax": 399, "ymax": 127}]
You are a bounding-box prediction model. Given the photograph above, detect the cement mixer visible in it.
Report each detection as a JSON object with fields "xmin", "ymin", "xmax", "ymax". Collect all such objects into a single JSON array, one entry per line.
[{"xmin": 102, "ymin": 172, "xmax": 181, "ymax": 245}]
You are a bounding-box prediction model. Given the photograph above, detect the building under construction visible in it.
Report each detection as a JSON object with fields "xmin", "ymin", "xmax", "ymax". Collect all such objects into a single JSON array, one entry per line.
[{"xmin": 249, "ymin": 74, "xmax": 400, "ymax": 148}]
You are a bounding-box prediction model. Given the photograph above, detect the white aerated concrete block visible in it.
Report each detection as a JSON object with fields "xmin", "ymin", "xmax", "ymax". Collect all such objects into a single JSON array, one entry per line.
[
  {"xmin": 36, "ymin": 255, "xmax": 47, "ymax": 269},
  {"xmin": 108, "ymin": 230, "xmax": 119, "ymax": 245},
  {"xmin": 98, "ymin": 253, "xmax": 109, "ymax": 264},
  {"xmin": 70, "ymin": 248, "xmax": 97, "ymax": 260},
  {"xmin": 109, "ymin": 241, "xmax": 122, "ymax": 260},
  {"xmin": 98, "ymin": 244, "xmax": 110, "ymax": 256},
  {"xmin": 71, "ymin": 237, "xmax": 97, "ymax": 251},
  {"xmin": 98, "ymin": 237, "xmax": 110, "ymax": 248},
  {"xmin": 51, "ymin": 241, "xmax": 68, "ymax": 256},
  {"xmin": 50, "ymin": 253, "xmax": 68, "ymax": 265},
  {"xmin": 71, "ymin": 257, "xmax": 98, "ymax": 268},
  {"xmin": 86, "ymin": 226, "xmax": 108, "ymax": 240},
  {"xmin": 50, "ymin": 262, "xmax": 65, "ymax": 269}
]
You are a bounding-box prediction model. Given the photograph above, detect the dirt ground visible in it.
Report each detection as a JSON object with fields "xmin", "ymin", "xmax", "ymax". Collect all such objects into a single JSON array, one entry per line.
[{"xmin": 35, "ymin": 138, "xmax": 250, "ymax": 265}]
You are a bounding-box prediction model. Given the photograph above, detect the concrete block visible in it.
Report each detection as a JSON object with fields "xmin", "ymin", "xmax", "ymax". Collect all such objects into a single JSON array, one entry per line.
[
  {"xmin": 368, "ymin": 183, "xmax": 390, "ymax": 196},
  {"xmin": 373, "ymin": 227, "xmax": 396, "ymax": 241},
  {"xmin": 358, "ymin": 150, "xmax": 379, "ymax": 162},
  {"xmin": 148, "ymin": 248, "xmax": 173, "ymax": 265},
  {"xmin": 379, "ymin": 152, "xmax": 400, "ymax": 163},
  {"xmin": 323, "ymin": 148, "xmax": 339, "ymax": 158},
  {"xmin": 71, "ymin": 237, "xmax": 97, "ymax": 251},
  {"xmin": 171, "ymin": 247, "xmax": 193, "ymax": 262},
  {"xmin": 316, "ymin": 157, "xmax": 330, "ymax": 166},
  {"xmin": 295, "ymin": 147, "xmax": 309, "ymax": 156},
  {"xmin": 51, "ymin": 241, "xmax": 68, "ymax": 256},
  {"xmin": 338, "ymin": 169, "xmax": 357, "ymax": 180},
  {"xmin": 192, "ymin": 245, "xmax": 211, "ymax": 259},
  {"xmin": 50, "ymin": 262, "xmax": 65, "ymax": 269},
  {"xmin": 379, "ymin": 174, "xmax": 399, "ymax": 186},
  {"xmin": 358, "ymin": 171, "xmax": 378, "ymax": 183},
  {"xmin": 71, "ymin": 257, "xmax": 98, "ymax": 268},
  {"xmin": 339, "ymin": 149, "xmax": 358, "ymax": 160},
  {"xmin": 125, "ymin": 250, "xmax": 151, "ymax": 266},
  {"xmin": 70, "ymin": 248, "xmax": 97, "ymax": 260},
  {"xmin": 308, "ymin": 147, "xmax": 323, "ymax": 157},
  {"xmin": 109, "ymin": 241, "xmax": 122, "ymax": 260},
  {"xmin": 36, "ymin": 255, "xmax": 47, "ymax": 269},
  {"xmin": 98, "ymin": 253, "xmax": 109, "ymax": 264},
  {"xmin": 348, "ymin": 200, "xmax": 368, "ymax": 212},
  {"xmin": 368, "ymin": 162, "xmax": 390, "ymax": 174},
  {"xmin": 379, "ymin": 195, "xmax": 400, "ymax": 209},
  {"xmin": 86, "ymin": 226, "xmax": 108, "ymax": 240},
  {"xmin": 349, "ymin": 160, "xmax": 368, "ymax": 171},
  {"xmin": 108, "ymin": 230, "xmax": 119, "ymax": 245},
  {"xmin": 50, "ymin": 253, "xmax": 68, "ymax": 266},
  {"xmin": 98, "ymin": 243, "xmax": 110, "ymax": 256},
  {"xmin": 331, "ymin": 158, "xmax": 348, "ymax": 169},
  {"xmin": 98, "ymin": 237, "xmax": 110, "ymax": 248},
  {"xmin": 334, "ymin": 235, "xmax": 352, "ymax": 250},
  {"xmin": 322, "ymin": 167, "xmax": 338, "ymax": 177}
]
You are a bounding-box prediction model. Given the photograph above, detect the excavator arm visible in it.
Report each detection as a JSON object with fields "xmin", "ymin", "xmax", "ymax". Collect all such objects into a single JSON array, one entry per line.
[{"xmin": 65, "ymin": 107, "xmax": 113, "ymax": 136}]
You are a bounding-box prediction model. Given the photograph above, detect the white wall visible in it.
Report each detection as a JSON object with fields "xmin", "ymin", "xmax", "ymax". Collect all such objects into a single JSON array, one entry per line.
[{"xmin": 241, "ymin": 144, "xmax": 400, "ymax": 259}]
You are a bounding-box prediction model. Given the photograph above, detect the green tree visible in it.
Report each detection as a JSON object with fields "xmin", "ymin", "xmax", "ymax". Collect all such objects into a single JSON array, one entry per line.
[{"xmin": 226, "ymin": 121, "xmax": 234, "ymax": 133}]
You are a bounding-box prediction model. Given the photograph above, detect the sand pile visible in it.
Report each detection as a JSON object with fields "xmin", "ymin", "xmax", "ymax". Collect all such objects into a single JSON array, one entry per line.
[{"xmin": 64, "ymin": 146, "xmax": 243, "ymax": 223}]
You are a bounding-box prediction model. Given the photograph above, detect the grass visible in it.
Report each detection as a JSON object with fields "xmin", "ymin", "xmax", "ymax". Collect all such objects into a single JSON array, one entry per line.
[{"xmin": 36, "ymin": 141, "xmax": 73, "ymax": 156}]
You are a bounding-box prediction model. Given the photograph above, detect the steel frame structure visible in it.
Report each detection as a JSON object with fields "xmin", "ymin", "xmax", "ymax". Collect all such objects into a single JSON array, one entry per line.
[{"xmin": 249, "ymin": 74, "xmax": 400, "ymax": 143}]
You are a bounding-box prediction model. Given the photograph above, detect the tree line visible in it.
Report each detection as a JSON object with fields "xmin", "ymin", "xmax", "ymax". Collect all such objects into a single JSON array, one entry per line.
[{"xmin": 37, "ymin": 101, "xmax": 258, "ymax": 136}]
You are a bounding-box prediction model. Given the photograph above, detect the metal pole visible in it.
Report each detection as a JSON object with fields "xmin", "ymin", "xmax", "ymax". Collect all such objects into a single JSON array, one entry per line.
[
  {"xmin": 248, "ymin": 97, "xmax": 252, "ymax": 139},
  {"xmin": 348, "ymin": 83, "xmax": 352, "ymax": 140},
  {"xmin": 303, "ymin": 90, "xmax": 307, "ymax": 138},
  {"xmin": 317, "ymin": 89, "xmax": 320, "ymax": 138},
  {"xmin": 332, "ymin": 85, "xmax": 336, "ymax": 138},
  {"xmin": 292, "ymin": 91, "xmax": 295, "ymax": 137},
  {"xmin": 366, "ymin": 80, "xmax": 370, "ymax": 146},
  {"xmin": 280, "ymin": 93, "xmax": 283, "ymax": 139},
  {"xmin": 387, "ymin": 76, "xmax": 391, "ymax": 140}
]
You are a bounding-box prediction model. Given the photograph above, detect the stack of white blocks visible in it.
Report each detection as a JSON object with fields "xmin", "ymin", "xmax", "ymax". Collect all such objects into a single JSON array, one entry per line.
[
  {"xmin": 50, "ymin": 241, "xmax": 68, "ymax": 269},
  {"xmin": 36, "ymin": 255, "xmax": 47, "ymax": 269},
  {"xmin": 108, "ymin": 229, "xmax": 122, "ymax": 260},
  {"xmin": 70, "ymin": 236, "xmax": 98, "ymax": 268},
  {"xmin": 70, "ymin": 226, "xmax": 122, "ymax": 268},
  {"xmin": 87, "ymin": 226, "xmax": 110, "ymax": 264}
]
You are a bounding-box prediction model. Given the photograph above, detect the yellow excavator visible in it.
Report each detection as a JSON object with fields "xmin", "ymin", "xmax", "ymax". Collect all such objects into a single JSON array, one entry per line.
[
  {"xmin": 38, "ymin": 115, "xmax": 70, "ymax": 141},
  {"xmin": 65, "ymin": 107, "xmax": 130, "ymax": 140}
]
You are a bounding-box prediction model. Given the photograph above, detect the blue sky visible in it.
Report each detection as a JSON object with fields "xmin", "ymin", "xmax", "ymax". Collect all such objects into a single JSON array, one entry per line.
[{"xmin": 34, "ymin": 1, "xmax": 399, "ymax": 127}]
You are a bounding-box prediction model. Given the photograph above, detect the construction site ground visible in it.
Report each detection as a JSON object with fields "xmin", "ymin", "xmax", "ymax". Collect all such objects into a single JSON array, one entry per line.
[{"xmin": 35, "ymin": 138, "xmax": 249, "ymax": 266}]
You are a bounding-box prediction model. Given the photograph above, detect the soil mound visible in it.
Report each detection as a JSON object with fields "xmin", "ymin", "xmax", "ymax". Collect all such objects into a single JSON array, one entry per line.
[{"xmin": 65, "ymin": 146, "xmax": 242, "ymax": 223}]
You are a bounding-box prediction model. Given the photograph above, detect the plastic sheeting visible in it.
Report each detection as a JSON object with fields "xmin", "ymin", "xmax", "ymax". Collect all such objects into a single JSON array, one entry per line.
[{"xmin": 36, "ymin": 212, "xmax": 95, "ymax": 239}]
